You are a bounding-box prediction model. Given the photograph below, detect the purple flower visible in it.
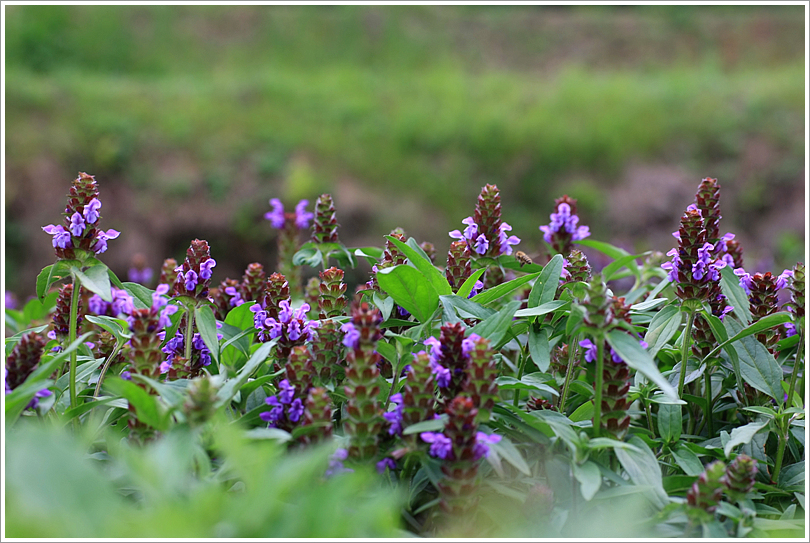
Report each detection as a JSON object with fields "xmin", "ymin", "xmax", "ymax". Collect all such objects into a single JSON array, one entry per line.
[
  {"xmin": 184, "ymin": 269, "xmax": 199, "ymax": 292},
  {"xmin": 423, "ymin": 337, "xmax": 442, "ymax": 360},
  {"xmin": 88, "ymin": 295, "xmax": 110, "ymax": 315},
  {"xmin": 473, "ymin": 234, "xmax": 489, "ymax": 255},
  {"xmin": 539, "ymin": 203, "xmax": 590, "ymax": 244},
  {"xmin": 111, "ymin": 289, "xmax": 134, "ymax": 315},
  {"xmin": 421, "ymin": 431, "xmax": 453, "ymax": 460},
  {"xmin": 785, "ymin": 322, "xmax": 797, "ymax": 337},
  {"xmin": 734, "ymin": 267, "xmax": 753, "ymax": 295},
  {"xmin": 776, "ymin": 269, "xmax": 794, "ymax": 290},
  {"xmin": 265, "ymin": 198, "xmax": 286, "ymax": 229},
  {"xmin": 5, "ymin": 291, "xmax": 18, "ymax": 310},
  {"xmin": 260, "ymin": 396, "xmax": 285, "ymax": 423},
  {"xmin": 376, "ymin": 457, "xmax": 397, "ymax": 473},
  {"xmin": 93, "ymin": 229, "xmax": 120, "ymax": 254},
  {"xmin": 42, "ymin": 224, "xmax": 72, "ymax": 249},
  {"xmin": 294, "ymin": 199, "xmax": 314, "ymax": 229},
  {"xmin": 325, "ymin": 448, "xmax": 353, "ymax": 478},
  {"xmin": 497, "ymin": 222, "xmax": 521, "ymax": 256},
  {"xmin": 83, "ymin": 198, "xmax": 101, "ymax": 224},
  {"xmin": 159, "ymin": 360, "xmax": 173, "ymax": 374},
  {"xmin": 199, "ymin": 258, "xmax": 217, "ymax": 281},
  {"xmin": 473, "ymin": 431, "xmax": 502, "ymax": 460},
  {"xmin": 461, "ymin": 333, "xmax": 481, "ymax": 357},
  {"xmin": 341, "ymin": 322, "xmax": 360, "ymax": 349},
  {"xmin": 468, "ymin": 280, "xmax": 484, "ymax": 298},
  {"xmin": 278, "ymin": 379, "xmax": 295, "ymax": 404},
  {"xmin": 121, "ymin": 371, "xmax": 132, "ymax": 380},
  {"xmin": 579, "ymin": 339, "xmax": 597, "ymax": 363},
  {"xmin": 26, "ymin": 388, "xmax": 53, "ymax": 410},
  {"xmin": 384, "ymin": 393, "xmax": 404, "ymax": 436},
  {"xmin": 224, "ymin": 286, "xmax": 244, "ymax": 307},
  {"xmin": 127, "ymin": 267, "xmax": 153, "ymax": 284},
  {"xmin": 69, "ymin": 212, "xmax": 86, "ymax": 237},
  {"xmin": 288, "ymin": 398, "xmax": 304, "ymax": 422}
]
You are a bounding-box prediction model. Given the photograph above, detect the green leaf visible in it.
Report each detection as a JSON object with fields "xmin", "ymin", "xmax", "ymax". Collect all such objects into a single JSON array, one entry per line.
[
  {"xmin": 386, "ymin": 235, "xmax": 452, "ymax": 296},
  {"xmin": 402, "ymin": 416, "xmax": 447, "ymax": 435},
  {"xmin": 614, "ymin": 436, "xmax": 668, "ymax": 509},
  {"xmin": 215, "ymin": 341, "xmax": 275, "ymax": 408},
  {"xmin": 657, "ymin": 403, "xmax": 682, "ymax": 443},
  {"xmin": 372, "ymin": 291, "xmax": 395, "ymax": 322},
  {"xmin": 471, "ymin": 270, "xmax": 542, "ymax": 306},
  {"xmin": 566, "ymin": 305, "xmax": 586, "ymax": 336},
  {"xmin": 720, "ymin": 266, "xmax": 752, "ymax": 325},
  {"xmin": 630, "ymin": 297, "xmax": 669, "ymax": 312},
  {"xmin": 495, "ymin": 375, "xmax": 558, "ymax": 396},
  {"xmin": 528, "ymin": 324, "xmax": 551, "ymax": 372},
  {"xmin": 513, "ymin": 300, "xmax": 568, "ymax": 318},
  {"xmin": 488, "ymin": 436, "xmax": 531, "ymax": 476},
  {"xmin": 36, "ymin": 260, "xmax": 74, "ymax": 301},
  {"xmin": 35, "ymin": 264, "xmax": 54, "ymax": 301},
  {"xmin": 576, "ymin": 239, "xmax": 640, "ymax": 280},
  {"xmin": 607, "ymin": 330, "xmax": 681, "ymax": 403},
  {"xmin": 671, "ymin": 444, "xmax": 704, "ymax": 476},
  {"xmin": 21, "ymin": 291, "xmax": 59, "ymax": 326},
  {"xmin": 376, "ymin": 265, "xmax": 439, "ymax": 323},
  {"xmin": 244, "ymin": 427, "xmax": 293, "ymax": 443},
  {"xmin": 122, "ymin": 282, "xmax": 154, "ymax": 310},
  {"xmin": 724, "ymin": 317, "xmax": 784, "ymax": 403},
  {"xmin": 456, "ymin": 268, "xmax": 486, "ymax": 299},
  {"xmin": 292, "ymin": 244, "xmax": 323, "ymax": 267},
  {"xmin": 602, "ymin": 252, "xmax": 647, "ymax": 282},
  {"xmin": 353, "ymin": 246, "xmax": 383, "ymax": 265},
  {"xmin": 195, "ymin": 305, "xmax": 220, "ymax": 365},
  {"xmin": 724, "ymin": 419, "xmax": 769, "ymax": 458},
  {"xmin": 724, "ymin": 312, "xmax": 792, "ymax": 345},
  {"xmin": 569, "ymin": 401, "xmax": 593, "ymax": 423},
  {"xmin": 528, "ymin": 254, "xmax": 564, "ymax": 308},
  {"xmin": 439, "ymin": 294, "xmax": 495, "ymax": 324},
  {"xmin": 469, "ymin": 300, "xmax": 521, "ymax": 347},
  {"xmin": 104, "ymin": 377, "xmax": 167, "ymax": 431},
  {"xmin": 572, "ymin": 461, "xmax": 602, "ymax": 501},
  {"xmin": 777, "ymin": 462, "xmax": 805, "ymax": 492},
  {"xmin": 84, "ymin": 315, "xmax": 131, "ymax": 342},
  {"xmin": 72, "ymin": 264, "xmax": 112, "ymax": 302},
  {"xmin": 644, "ymin": 305, "xmax": 681, "ymax": 358}
]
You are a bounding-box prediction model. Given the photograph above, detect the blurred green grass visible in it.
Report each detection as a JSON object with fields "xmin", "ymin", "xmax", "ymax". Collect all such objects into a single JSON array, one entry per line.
[{"xmin": 4, "ymin": 5, "xmax": 805, "ymax": 294}]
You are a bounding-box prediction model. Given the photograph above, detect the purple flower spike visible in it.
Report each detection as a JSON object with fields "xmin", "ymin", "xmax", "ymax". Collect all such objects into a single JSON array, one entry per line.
[
  {"xmin": 69, "ymin": 212, "xmax": 86, "ymax": 237},
  {"xmin": 199, "ymin": 258, "xmax": 217, "ymax": 280},
  {"xmin": 420, "ymin": 431, "xmax": 453, "ymax": 460},
  {"xmin": 497, "ymin": 222, "xmax": 521, "ymax": 256},
  {"xmin": 265, "ymin": 198, "xmax": 285, "ymax": 229},
  {"xmin": 294, "ymin": 199, "xmax": 314, "ymax": 229},
  {"xmin": 83, "ymin": 198, "xmax": 101, "ymax": 224}
]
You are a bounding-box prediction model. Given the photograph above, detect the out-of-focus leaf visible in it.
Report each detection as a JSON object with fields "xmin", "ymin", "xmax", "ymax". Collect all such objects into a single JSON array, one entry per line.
[
  {"xmin": 615, "ymin": 436, "xmax": 668, "ymax": 509},
  {"xmin": 573, "ymin": 460, "xmax": 602, "ymax": 501}
]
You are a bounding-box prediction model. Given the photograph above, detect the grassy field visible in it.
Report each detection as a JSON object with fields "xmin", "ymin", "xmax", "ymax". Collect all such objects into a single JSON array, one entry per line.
[{"xmin": 4, "ymin": 5, "xmax": 806, "ymax": 295}]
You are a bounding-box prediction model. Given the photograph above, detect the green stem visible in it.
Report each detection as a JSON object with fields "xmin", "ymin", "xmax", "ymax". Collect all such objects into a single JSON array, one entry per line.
[
  {"xmin": 643, "ymin": 397, "xmax": 654, "ymax": 434},
  {"xmin": 772, "ymin": 418, "xmax": 790, "ymax": 483},
  {"xmin": 384, "ymin": 355, "xmax": 402, "ymax": 410},
  {"xmin": 704, "ymin": 365, "xmax": 713, "ymax": 437},
  {"xmin": 184, "ymin": 305, "xmax": 195, "ymax": 361},
  {"xmin": 558, "ymin": 335, "xmax": 579, "ymax": 411},
  {"xmin": 93, "ymin": 340, "xmax": 124, "ymax": 399},
  {"xmin": 592, "ymin": 336, "xmax": 605, "ymax": 438},
  {"xmin": 68, "ymin": 275, "xmax": 82, "ymax": 411},
  {"xmin": 677, "ymin": 308, "xmax": 696, "ymax": 398},
  {"xmin": 513, "ymin": 341, "xmax": 530, "ymax": 408},
  {"xmin": 786, "ymin": 328, "xmax": 804, "ymax": 406}
]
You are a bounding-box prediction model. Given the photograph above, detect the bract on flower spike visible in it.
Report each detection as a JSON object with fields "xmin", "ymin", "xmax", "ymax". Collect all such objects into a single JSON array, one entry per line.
[
  {"xmin": 127, "ymin": 284, "xmax": 178, "ymax": 381},
  {"xmin": 687, "ymin": 461, "xmax": 727, "ymax": 519},
  {"xmin": 445, "ymin": 241, "xmax": 474, "ymax": 295},
  {"xmin": 449, "ymin": 184, "xmax": 520, "ymax": 259},
  {"xmin": 158, "ymin": 258, "xmax": 179, "ymax": 288},
  {"xmin": 211, "ymin": 278, "xmax": 243, "ymax": 320},
  {"xmin": 285, "ymin": 345, "xmax": 315, "ymax": 398},
  {"xmin": 5, "ymin": 332, "xmax": 52, "ymax": 410},
  {"xmin": 425, "ymin": 322, "xmax": 472, "ymax": 408},
  {"xmin": 342, "ymin": 300, "xmax": 384, "ymax": 461},
  {"xmin": 318, "ymin": 267, "xmax": 347, "ymax": 319},
  {"xmin": 461, "ymin": 334, "xmax": 499, "ymax": 424},
  {"xmin": 311, "ymin": 319, "xmax": 343, "ymax": 383},
  {"xmin": 298, "ymin": 387, "xmax": 334, "ymax": 447},
  {"xmin": 311, "ymin": 193, "xmax": 339, "ymax": 244},
  {"xmin": 260, "ymin": 272, "xmax": 292, "ymax": 321},
  {"xmin": 734, "ymin": 268, "xmax": 793, "ymax": 353},
  {"xmin": 304, "ymin": 277, "xmax": 320, "ymax": 320},
  {"xmin": 721, "ymin": 454, "xmax": 757, "ymax": 502},
  {"xmin": 694, "ymin": 177, "xmax": 722, "ymax": 246},
  {"xmin": 400, "ymin": 351, "xmax": 437, "ymax": 430},
  {"xmin": 238, "ymin": 262, "xmax": 266, "ymax": 304},
  {"xmin": 50, "ymin": 283, "xmax": 84, "ymax": 348},
  {"xmin": 538, "ymin": 195, "xmax": 590, "ymax": 256},
  {"xmin": 182, "ymin": 376, "xmax": 219, "ymax": 428}
]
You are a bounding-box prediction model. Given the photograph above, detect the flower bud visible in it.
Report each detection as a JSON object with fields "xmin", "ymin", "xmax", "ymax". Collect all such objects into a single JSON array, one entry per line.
[{"xmin": 311, "ymin": 193, "xmax": 339, "ymax": 244}]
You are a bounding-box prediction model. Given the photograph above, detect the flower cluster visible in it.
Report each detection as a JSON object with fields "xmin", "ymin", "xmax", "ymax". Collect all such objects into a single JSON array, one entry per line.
[
  {"xmin": 126, "ymin": 284, "xmax": 178, "ymax": 379},
  {"xmin": 265, "ymin": 198, "xmax": 313, "ymax": 230},
  {"xmin": 265, "ymin": 198, "xmax": 312, "ymax": 297},
  {"xmin": 311, "ymin": 193, "xmax": 339, "ymax": 244},
  {"xmin": 449, "ymin": 184, "xmax": 520, "ymax": 257},
  {"xmin": 539, "ymin": 195, "xmax": 591, "ymax": 255},
  {"xmin": 159, "ymin": 330, "xmax": 216, "ymax": 378},
  {"xmin": 734, "ymin": 268, "xmax": 793, "ymax": 352},
  {"xmin": 383, "ymin": 393, "xmax": 405, "ymax": 436},
  {"xmin": 42, "ymin": 172, "xmax": 120, "ymax": 259},
  {"xmin": 49, "ymin": 283, "xmax": 84, "ymax": 347},
  {"xmin": 260, "ymin": 379, "xmax": 305, "ymax": 431},
  {"xmin": 687, "ymin": 460, "xmax": 727, "ymax": 518},
  {"xmin": 88, "ymin": 288, "xmax": 135, "ymax": 317},
  {"xmin": 251, "ymin": 299, "xmax": 319, "ymax": 359},
  {"xmin": 173, "ymin": 239, "xmax": 217, "ymax": 300},
  {"xmin": 128, "ymin": 254, "xmax": 153, "ymax": 285},
  {"xmin": 420, "ymin": 430, "xmax": 501, "ymax": 462},
  {"xmin": 423, "ymin": 323, "xmax": 479, "ymax": 404}
]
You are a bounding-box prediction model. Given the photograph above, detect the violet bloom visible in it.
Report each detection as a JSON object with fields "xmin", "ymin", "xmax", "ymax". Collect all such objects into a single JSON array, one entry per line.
[
  {"xmin": 26, "ymin": 388, "xmax": 53, "ymax": 410},
  {"xmin": 184, "ymin": 270, "xmax": 199, "ymax": 292},
  {"xmin": 539, "ymin": 203, "xmax": 590, "ymax": 244},
  {"xmin": 5, "ymin": 291, "xmax": 18, "ymax": 310},
  {"xmin": 260, "ymin": 300, "xmax": 319, "ymax": 344},
  {"xmin": 376, "ymin": 457, "xmax": 397, "ymax": 474},
  {"xmin": 473, "ymin": 432, "xmax": 502, "ymax": 461},
  {"xmin": 42, "ymin": 224, "xmax": 72, "ymax": 249},
  {"xmin": 199, "ymin": 258, "xmax": 217, "ymax": 281},
  {"xmin": 325, "ymin": 448, "xmax": 353, "ymax": 478},
  {"xmin": 260, "ymin": 396, "xmax": 285, "ymax": 423},
  {"xmin": 265, "ymin": 198, "xmax": 286, "ymax": 229},
  {"xmin": 69, "ymin": 212, "xmax": 86, "ymax": 237},
  {"xmin": 288, "ymin": 398, "xmax": 304, "ymax": 422},
  {"xmin": 128, "ymin": 267, "xmax": 153, "ymax": 284},
  {"xmin": 83, "ymin": 198, "xmax": 101, "ymax": 224},
  {"xmin": 294, "ymin": 199, "xmax": 314, "ymax": 229},
  {"xmin": 497, "ymin": 223, "xmax": 521, "ymax": 256},
  {"xmin": 449, "ymin": 216, "xmax": 520, "ymax": 256},
  {"xmin": 420, "ymin": 431, "xmax": 453, "ymax": 460},
  {"xmin": 224, "ymin": 286, "xmax": 244, "ymax": 307},
  {"xmin": 278, "ymin": 379, "xmax": 295, "ymax": 404},
  {"xmin": 93, "ymin": 229, "xmax": 120, "ymax": 254},
  {"xmin": 383, "ymin": 393, "xmax": 404, "ymax": 436}
]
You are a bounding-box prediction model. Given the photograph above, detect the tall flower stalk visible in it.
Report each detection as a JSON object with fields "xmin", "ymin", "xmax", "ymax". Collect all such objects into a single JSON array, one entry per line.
[{"xmin": 172, "ymin": 239, "xmax": 217, "ymax": 362}]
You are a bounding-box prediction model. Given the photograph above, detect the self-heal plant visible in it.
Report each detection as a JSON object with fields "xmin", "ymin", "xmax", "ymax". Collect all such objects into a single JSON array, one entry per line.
[
  {"xmin": 172, "ymin": 239, "xmax": 217, "ymax": 362},
  {"xmin": 265, "ymin": 198, "xmax": 313, "ymax": 297},
  {"xmin": 539, "ymin": 195, "xmax": 590, "ymax": 256}
]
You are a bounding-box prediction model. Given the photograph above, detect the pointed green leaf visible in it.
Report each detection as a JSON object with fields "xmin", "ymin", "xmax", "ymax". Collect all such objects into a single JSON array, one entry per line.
[
  {"xmin": 528, "ymin": 325, "xmax": 551, "ymax": 372},
  {"xmin": 602, "ymin": 252, "xmax": 648, "ymax": 282},
  {"xmin": 195, "ymin": 304, "xmax": 220, "ymax": 365},
  {"xmin": 215, "ymin": 341, "xmax": 275, "ymax": 407},
  {"xmin": 439, "ymin": 294, "xmax": 495, "ymax": 324},
  {"xmin": 514, "ymin": 300, "xmax": 568, "ymax": 318},
  {"xmin": 657, "ymin": 403, "xmax": 682, "ymax": 443},
  {"xmin": 122, "ymin": 282, "xmax": 153, "ymax": 310},
  {"xmin": 724, "ymin": 419, "xmax": 769, "ymax": 458},
  {"xmin": 615, "ymin": 436, "xmax": 668, "ymax": 509},
  {"xmin": 724, "ymin": 317, "xmax": 784, "ymax": 403},
  {"xmin": 386, "ymin": 235, "xmax": 452, "ymax": 296},
  {"xmin": 104, "ymin": 377, "xmax": 168, "ymax": 431},
  {"xmin": 402, "ymin": 415, "xmax": 447, "ymax": 435},
  {"xmin": 528, "ymin": 254, "xmax": 564, "ymax": 308},
  {"xmin": 644, "ymin": 304, "xmax": 681, "ymax": 358},
  {"xmin": 72, "ymin": 264, "xmax": 112, "ymax": 302},
  {"xmin": 377, "ymin": 264, "xmax": 439, "ymax": 323},
  {"xmin": 576, "ymin": 239, "xmax": 640, "ymax": 279},
  {"xmin": 471, "ymin": 270, "xmax": 542, "ymax": 306},
  {"xmin": 573, "ymin": 460, "xmax": 603, "ymax": 501},
  {"xmin": 607, "ymin": 330, "xmax": 681, "ymax": 403},
  {"xmin": 671, "ymin": 444, "xmax": 704, "ymax": 476},
  {"xmin": 456, "ymin": 268, "xmax": 486, "ymax": 299},
  {"xmin": 720, "ymin": 265, "xmax": 752, "ymax": 325},
  {"xmin": 469, "ymin": 300, "xmax": 521, "ymax": 347}
]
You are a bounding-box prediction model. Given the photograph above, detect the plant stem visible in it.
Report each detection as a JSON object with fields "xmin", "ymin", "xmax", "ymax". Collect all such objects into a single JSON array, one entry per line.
[
  {"xmin": 513, "ymin": 341, "xmax": 529, "ymax": 408},
  {"xmin": 642, "ymin": 397, "xmax": 654, "ymax": 434},
  {"xmin": 558, "ymin": 335, "xmax": 579, "ymax": 411},
  {"xmin": 592, "ymin": 336, "xmax": 605, "ymax": 438},
  {"xmin": 786, "ymin": 328, "xmax": 804, "ymax": 406},
  {"xmin": 68, "ymin": 275, "xmax": 82, "ymax": 411},
  {"xmin": 677, "ymin": 308, "xmax": 696, "ymax": 398},
  {"xmin": 704, "ymin": 365, "xmax": 713, "ymax": 437},
  {"xmin": 93, "ymin": 340, "xmax": 124, "ymax": 399},
  {"xmin": 384, "ymin": 355, "xmax": 402, "ymax": 410},
  {"xmin": 184, "ymin": 304, "xmax": 196, "ymax": 361},
  {"xmin": 772, "ymin": 417, "xmax": 790, "ymax": 483}
]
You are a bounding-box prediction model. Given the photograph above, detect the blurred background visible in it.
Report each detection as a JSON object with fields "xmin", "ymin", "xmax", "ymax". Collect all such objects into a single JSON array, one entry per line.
[{"xmin": 4, "ymin": 4, "xmax": 806, "ymax": 300}]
